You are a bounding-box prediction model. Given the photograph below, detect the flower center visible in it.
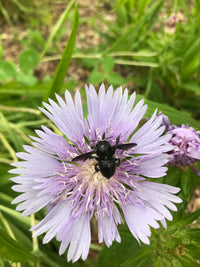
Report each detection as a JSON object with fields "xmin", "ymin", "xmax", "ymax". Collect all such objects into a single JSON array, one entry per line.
[{"xmin": 81, "ymin": 159, "xmax": 110, "ymax": 185}]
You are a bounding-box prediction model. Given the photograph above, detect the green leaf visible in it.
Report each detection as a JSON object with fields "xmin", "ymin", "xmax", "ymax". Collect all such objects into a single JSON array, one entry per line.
[
  {"xmin": 180, "ymin": 36, "xmax": 200, "ymax": 79},
  {"xmin": 186, "ymin": 228, "xmax": 200, "ymax": 243},
  {"xmin": 0, "ymin": 81, "xmax": 49, "ymax": 98},
  {"xmin": 99, "ymin": 229, "xmax": 141, "ymax": 267},
  {"xmin": 104, "ymin": 0, "xmax": 164, "ymax": 55},
  {"xmin": 181, "ymin": 170, "xmax": 193, "ymax": 201},
  {"xmin": 185, "ymin": 245, "xmax": 200, "ymax": 260},
  {"xmin": 0, "ymin": 60, "xmax": 16, "ymax": 82},
  {"xmin": 0, "ymin": 165, "xmax": 13, "ymax": 185},
  {"xmin": 0, "ymin": 110, "xmax": 23, "ymax": 152},
  {"xmin": 0, "ymin": 215, "xmax": 32, "ymax": 251},
  {"xmin": 163, "ymin": 166, "xmax": 181, "ymax": 187},
  {"xmin": 122, "ymin": 247, "xmax": 152, "ymax": 267},
  {"xmin": 44, "ymin": 4, "xmax": 79, "ymax": 101},
  {"xmin": 16, "ymin": 72, "xmax": 37, "ymax": 86},
  {"xmin": 107, "ymin": 72, "xmax": 125, "ymax": 86},
  {"xmin": 135, "ymin": 94, "xmax": 200, "ymax": 131},
  {"xmin": 88, "ymin": 66, "xmax": 104, "ymax": 84},
  {"xmin": 174, "ymin": 209, "xmax": 200, "ymax": 227},
  {"xmin": 82, "ymin": 57, "xmax": 99, "ymax": 68},
  {"xmin": 19, "ymin": 49, "xmax": 40, "ymax": 73},
  {"xmin": 182, "ymin": 37, "xmax": 200, "ymax": 65},
  {"xmin": 182, "ymin": 83, "xmax": 200, "ymax": 96},
  {"xmin": 0, "ymin": 228, "xmax": 35, "ymax": 263},
  {"xmin": 0, "ymin": 205, "xmax": 32, "ymax": 228},
  {"xmin": 40, "ymin": 0, "xmax": 75, "ymax": 58},
  {"xmin": 177, "ymin": 255, "xmax": 199, "ymax": 267},
  {"xmin": 102, "ymin": 56, "xmax": 114, "ymax": 74},
  {"xmin": 0, "ymin": 193, "xmax": 13, "ymax": 205},
  {"xmin": 137, "ymin": 0, "xmax": 151, "ymax": 17},
  {"xmin": 170, "ymin": 258, "xmax": 184, "ymax": 267},
  {"xmin": 114, "ymin": 0, "xmax": 129, "ymax": 11},
  {"xmin": 0, "ymin": 42, "xmax": 3, "ymax": 58},
  {"xmin": 154, "ymin": 256, "xmax": 178, "ymax": 267}
]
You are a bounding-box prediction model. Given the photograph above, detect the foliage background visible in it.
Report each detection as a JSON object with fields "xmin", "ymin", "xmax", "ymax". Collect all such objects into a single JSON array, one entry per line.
[{"xmin": 0, "ymin": 0, "xmax": 200, "ymax": 266}]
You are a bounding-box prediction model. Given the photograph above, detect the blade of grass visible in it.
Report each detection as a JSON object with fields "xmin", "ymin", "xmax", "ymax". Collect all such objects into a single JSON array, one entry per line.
[
  {"xmin": 44, "ymin": 4, "xmax": 79, "ymax": 101},
  {"xmin": 114, "ymin": 59, "xmax": 158, "ymax": 67},
  {"xmin": 42, "ymin": 51, "xmax": 158, "ymax": 63},
  {"xmin": 180, "ymin": 0, "xmax": 191, "ymax": 23},
  {"xmin": 0, "ymin": 4, "xmax": 12, "ymax": 27},
  {"xmin": 9, "ymin": 123, "xmax": 32, "ymax": 144},
  {"xmin": 113, "ymin": 0, "xmax": 129, "ymax": 11},
  {"xmin": 103, "ymin": 0, "xmax": 164, "ymax": 55},
  {"xmin": 12, "ymin": 0, "xmax": 32, "ymax": 13},
  {"xmin": 0, "ymin": 205, "xmax": 32, "ymax": 228},
  {"xmin": 0, "ymin": 111, "xmax": 22, "ymax": 152},
  {"xmin": 137, "ymin": 0, "xmax": 151, "ymax": 17},
  {"xmin": 145, "ymin": 68, "xmax": 153, "ymax": 98},
  {"xmin": 0, "ymin": 105, "xmax": 40, "ymax": 115},
  {"xmin": 0, "ymin": 211, "xmax": 16, "ymax": 240},
  {"xmin": 40, "ymin": 0, "xmax": 75, "ymax": 59},
  {"xmin": 30, "ymin": 214, "xmax": 39, "ymax": 254},
  {"xmin": 173, "ymin": 0, "xmax": 179, "ymax": 13},
  {"xmin": 0, "ymin": 158, "xmax": 13, "ymax": 164},
  {"xmin": 182, "ymin": 36, "xmax": 200, "ymax": 65},
  {"xmin": 0, "ymin": 132, "xmax": 17, "ymax": 162},
  {"xmin": 0, "ymin": 227, "xmax": 35, "ymax": 263}
]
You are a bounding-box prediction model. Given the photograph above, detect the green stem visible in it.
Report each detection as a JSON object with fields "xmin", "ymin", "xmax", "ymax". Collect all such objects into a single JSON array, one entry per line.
[
  {"xmin": 0, "ymin": 132, "xmax": 18, "ymax": 162},
  {"xmin": 30, "ymin": 214, "xmax": 39, "ymax": 252},
  {"xmin": 114, "ymin": 59, "xmax": 158, "ymax": 68},
  {"xmin": 42, "ymin": 51, "xmax": 157, "ymax": 63},
  {"xmin": 90, "ymin": 243, "xmax": 102, "ymax": 251},
  {"xmin": 40, "ymin": 0, "xmax": 75, "ymax": 59},
  {"xmin": 31, "ymin": 214, "xmax": 40, "ymax": 267},
  {"xmin": 44, "ymin": 4, "xmax": 79, "ymax": 101},
  {"xmin": 145, "ymin": 68, "xmax": 154, "ymax": 98},
  {"xmin": 0, "ymin": 158, "xmax": 13, "ymax": 164},
  {"xmin": 0, "ymin": 212, "xmax": 22, "ymax": 267},
  {"xmin": 0, "ymin": 211, "xmax": 15, "ymax": 240},
  {"xmin": 0, "ymin": 105, "xmax": 40, "ymax": 115},
  {"xmin": 9, "ymin": 123, "xmax": 32, "ymax": 144},
  {"xmin": 16, "ymin": 119, "xmax": 47, "ymax": 127}
]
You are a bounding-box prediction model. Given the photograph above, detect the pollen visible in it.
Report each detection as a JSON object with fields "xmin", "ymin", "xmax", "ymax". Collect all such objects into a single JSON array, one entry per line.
[{"xmin": 80, "ymin": 159, "xmax": 110, "ymax": 186}]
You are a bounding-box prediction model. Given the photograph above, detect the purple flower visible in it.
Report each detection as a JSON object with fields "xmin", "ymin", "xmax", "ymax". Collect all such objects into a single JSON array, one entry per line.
[
  {"xmin": 167, "ymin": 124, "xmax": 200, "ymax": 175},
  {"xmin": 10, "ymin": 84, "xmax": 181, "ymax": 262},
  {"xmin": 157, "ymin": 112, "xmax": 171, "ymax": 129}
]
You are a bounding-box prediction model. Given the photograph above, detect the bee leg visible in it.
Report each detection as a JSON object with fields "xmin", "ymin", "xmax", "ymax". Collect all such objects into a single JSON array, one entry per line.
[
  {"xmin": 115, "ymin": 158, "xmax": 120, "ymax": 167},
  {"xmin": 116, "ymin": 135, "xmax": 121, "ymax": 145},
  {"xmin": 94, "ymin": 163, "xmax": 100, "ymax": 173},
  {"xmin": 90, "ymin": 156, "xmax": 100, "ymax": 174}
]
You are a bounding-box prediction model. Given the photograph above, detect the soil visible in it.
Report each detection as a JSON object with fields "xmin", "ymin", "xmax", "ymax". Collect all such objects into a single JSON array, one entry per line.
[{"xmin": 1, "ymin": 0, "xmax": 114, "ymax": 83}]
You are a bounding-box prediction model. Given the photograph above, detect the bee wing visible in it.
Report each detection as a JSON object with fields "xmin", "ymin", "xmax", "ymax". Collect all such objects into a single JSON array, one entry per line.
[
  {"xmin": 72, "ymin": 151, "xmax": 94, "ymax": 162},
  {"xmin": 116, "ymin": 143, "xmax": 137, "ymax": 151}
]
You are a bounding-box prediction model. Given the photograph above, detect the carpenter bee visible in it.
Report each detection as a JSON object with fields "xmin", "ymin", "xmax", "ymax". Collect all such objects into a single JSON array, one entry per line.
[{"xmin": 72, "ymin": 136, "xmax": 137, "ymax": 179}]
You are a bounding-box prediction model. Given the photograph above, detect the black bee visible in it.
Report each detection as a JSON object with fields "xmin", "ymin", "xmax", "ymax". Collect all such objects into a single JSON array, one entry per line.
[{"xmin": 72, "ymin": 136, "xmax": 136, "ymax": 179}]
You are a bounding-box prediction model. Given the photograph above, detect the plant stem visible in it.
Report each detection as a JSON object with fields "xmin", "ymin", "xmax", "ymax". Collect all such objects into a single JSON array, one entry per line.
[
  {"xmin": 0, "ymin": 105, "xmax": 40, "ymax": 115},
  {"xmin": 145, "ymin": 68, "xmax": 154, "ymax": 98},
  {"xmin": 31, "ymin": 214, "xmax": 40, "ymax": 267},
  {"xmin": 90, "ymin": 243, "xmax": 102, "ymax": 251},
  {"xmin": 0, "ymin": 132, "xmax": 18, "ymax": 162},
  {"xmin": 42, "ymin": 51, "xmax": 158, "ymax": 63},
  {"xmin": 30, "ymin": 214, "xmax": 39, "ymax": 252}
]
